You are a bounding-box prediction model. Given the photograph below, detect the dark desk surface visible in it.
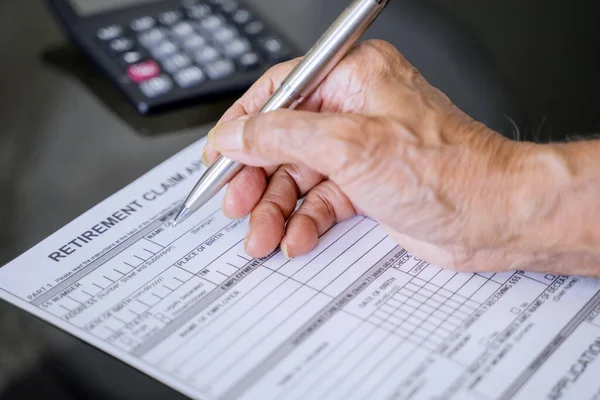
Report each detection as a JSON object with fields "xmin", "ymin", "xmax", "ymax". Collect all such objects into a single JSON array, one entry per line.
[{"xmin": 0, "ymin": 0, "xmax": 598, "ymax": 398}]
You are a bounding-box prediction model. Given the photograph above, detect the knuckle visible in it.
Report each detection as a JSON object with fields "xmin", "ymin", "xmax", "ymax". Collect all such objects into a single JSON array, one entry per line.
[
  {"xmin": 253, "ymin": 198, "xmax": 286, "ymax": 224},
  {"xmin": 305, "ymin": 186, "xmax": 337, "ymax": 220},
  {"xmin": 261, "ymin": 197, "xmax": 287, "ymax": 219},
  {"xmin": 230, "ymin": 97, "xmax": 252, "ymax": 117},
  {"xmin": 363, "ymin": 39, "xmax": 398, "ymax": 56},
  {"xmin": 279, "ymin": 163, "xmax": 306, "ymax": 189},
  {"xmin": 261, "ymin": 68, "xmax": 280, "ymax": 95},
  {"xmin": 315, "ymin": 180, "xmax": 356, "ymax": 220},
  {"xmin": 271, "ymin": 167, "xmax": 300, "ymax": 197},
  {"xmin": 359, "ymin": 40, "xmax": 408, "ymax": 73}
]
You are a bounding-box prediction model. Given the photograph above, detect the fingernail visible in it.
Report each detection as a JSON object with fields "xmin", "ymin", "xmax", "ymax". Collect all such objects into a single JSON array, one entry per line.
[
  {"xmin": 244, "ymin": 231, "xmax": 252, "ymax": 253},
  {"xmin": 281, "ymin": 240, "xmax": 292, "ymax": 260},
  {"xmin": 201, "ymin": 148, "xmax": 210, "ymax": 167},
  {"xmin": 221, "ymin": 197, "xmax": 234, "ymax": 219},
  {"xmin": 208, "ymin": 116, "xmax": 249, "ymax": 152}
]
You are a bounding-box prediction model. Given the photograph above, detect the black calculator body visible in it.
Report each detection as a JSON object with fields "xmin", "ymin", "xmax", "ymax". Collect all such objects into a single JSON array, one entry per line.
[{"xmin": 45, "ymin": 0, "xmax": 299, "ymax": 114}]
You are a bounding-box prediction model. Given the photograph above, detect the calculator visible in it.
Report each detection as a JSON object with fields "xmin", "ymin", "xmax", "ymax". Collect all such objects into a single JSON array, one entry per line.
[{"xmin": 45, "ymin": 0, "xmax": 299, "ymax": 114}]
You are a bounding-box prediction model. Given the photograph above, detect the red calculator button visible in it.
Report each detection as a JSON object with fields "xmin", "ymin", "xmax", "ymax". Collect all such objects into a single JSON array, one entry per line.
[{"xmin": 127, "ymin": 61, "xmax": 161, "ymax": 83}]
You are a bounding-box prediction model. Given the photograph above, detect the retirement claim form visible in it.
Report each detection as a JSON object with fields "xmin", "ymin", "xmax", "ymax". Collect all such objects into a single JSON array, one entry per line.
[{"xmin": 1, "ymin": 139, "xmax": 600, "ymax": 400}]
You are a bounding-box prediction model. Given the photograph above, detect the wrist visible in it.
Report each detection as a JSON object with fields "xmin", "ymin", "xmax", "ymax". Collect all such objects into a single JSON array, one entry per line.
[
  {"xmin": 451, "ymin": 124, "xmax": 569, "ymax": 253},
  {"xmin": 504, "ymin": 140, "xmax": 600, "ymax": 258}
]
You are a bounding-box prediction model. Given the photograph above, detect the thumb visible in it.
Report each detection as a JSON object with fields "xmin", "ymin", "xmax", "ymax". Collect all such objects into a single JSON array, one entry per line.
[{"xmin": 207, "ymin": 109, "xmax": 377, "ymax": 177}]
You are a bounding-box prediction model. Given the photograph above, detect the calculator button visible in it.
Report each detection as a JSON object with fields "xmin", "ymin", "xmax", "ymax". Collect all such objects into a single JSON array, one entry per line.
[
  {"xmin": 97, "ymin": 25, "xmax": 123, "ymax": 41},
  {"xmin": 244, "ymin": 21, "xmax": 264, "ymax": 36},
  {"xmin": 238, "ymin": 52, "xmax": 261, "ymax": 70},
  {"xmin": 162, "ymin": 53, "xmax": 192, "ymax": 74},
  {"xmin": 219, "ymin": 0, "xmax": 239, "ymax": 14},
  {"xmin": 193, "ymin": 46, "xmax": 220, "ymax": 64},
  {"xmin": 260, "ymin": 37, "xmax": 287, "ymax": 59},
  {"xmin": 187, "ymin": 4, "xmax": 212, "ymax": 19},
  {"xmin": 261, "ymin": 37, "xmax": 282, "ymax": 53},
  {"xmin": 139, "ymin": 75, "xmax": 173, "ymax": 98},
  {"xmin": 222, "ymin": 37, "xmax": 250, "ymax": 57},
  {"xmin": 131, "ymin": 16, "xmax": 155, "ymax": 32},
  {"xmin": 127, "ymin": 60, "xmax": 161, "ymax": 83},
  {"xmin": 213, "ymin": 26, "xmax": 238, "ymax": 44},
  {"xmin": 109, "ymin": 37, "xmax": 134, "ymax": 54},
  {"xmin": 205, "ymin": 59, "xmax": 235, "ymax": 80},
  {"xmin": 232, "ymin": 9, "xmax": 252, "ymax": 25},
  {"xmin": 159, "ymin": 10, "xmax": 183, "ymax": 26},
  {"xmin": 171, "ymin": 22, "xmax": 195, "ymax": 38},
  {"xmin": 199, "ymin": 15, "xmax": 225, "ymax": 32},
  {"xmin": 181, "ymin": 34, "xmax": 207, "ymax": 51},
  {"xmin": 138, "ymin": 28, "xmax": 166, "ymax": 48},
  {"xmin": 174, "ymin": 66, "xmax": 205, "ymax": 88},
  {"xmin": 122, "ymin": 51, "xmax": 144, "ymax": 66},
  {"xmin": 239, "ymin": 52, "xmax": 261, "ymax": 70},
  {"xmin": 150, "ymin": 40, "xmax": 179, "ymax": 59}
]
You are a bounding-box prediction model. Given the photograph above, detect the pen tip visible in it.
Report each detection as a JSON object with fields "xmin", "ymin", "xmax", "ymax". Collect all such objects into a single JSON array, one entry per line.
[{"xmin": 172, "ymin": 206, "xmax": 191, "ymax": 227}]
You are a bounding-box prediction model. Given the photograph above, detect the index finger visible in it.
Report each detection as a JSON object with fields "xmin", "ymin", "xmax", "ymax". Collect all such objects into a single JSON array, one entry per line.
[{"xmin": 203, "ymin": 58, "xmax": 302, "ymax": 166}]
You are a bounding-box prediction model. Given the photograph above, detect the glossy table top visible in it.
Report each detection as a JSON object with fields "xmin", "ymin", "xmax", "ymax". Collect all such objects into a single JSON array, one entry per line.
[{"xmin": 0, "ymin": 0, "xmax": 597, "ymax": 398}]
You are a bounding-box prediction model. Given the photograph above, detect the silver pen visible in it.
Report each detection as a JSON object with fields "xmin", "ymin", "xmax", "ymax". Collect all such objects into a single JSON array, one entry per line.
[{"xmin": 173, "ymin": 0, "xmax": 389, "ymax": 226}]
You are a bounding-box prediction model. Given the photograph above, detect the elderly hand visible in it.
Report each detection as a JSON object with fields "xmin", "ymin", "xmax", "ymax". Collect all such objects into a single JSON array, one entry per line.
[{"xmin": 202, "ymin": 40, "xmax": 600, "ymax": 276}]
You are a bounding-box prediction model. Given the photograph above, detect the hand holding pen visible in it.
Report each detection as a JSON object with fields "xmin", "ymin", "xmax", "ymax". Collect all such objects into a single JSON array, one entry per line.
[
  {"xmin": 176, "ymin": 0, "xmax": 600, "ymax": 277},
  {"xmin": 173, "ymin": 0, "xmax": 390, "ymax": 226}
]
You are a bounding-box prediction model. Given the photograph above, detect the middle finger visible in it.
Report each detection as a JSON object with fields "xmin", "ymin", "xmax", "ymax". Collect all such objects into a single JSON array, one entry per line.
[{"xmin": 244, "ymin": 163, "xmax": 323, "ymax": 258}]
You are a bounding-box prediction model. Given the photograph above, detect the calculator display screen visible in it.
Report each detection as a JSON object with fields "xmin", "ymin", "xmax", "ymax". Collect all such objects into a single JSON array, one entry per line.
[{"xmin": 69, "ymin": 0, "xmax": 160, "ymax": 16}]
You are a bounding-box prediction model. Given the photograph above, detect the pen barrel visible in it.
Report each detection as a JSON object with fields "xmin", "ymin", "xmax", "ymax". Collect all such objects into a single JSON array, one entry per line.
[
  {"xmin": 185, "ymin": 157, "xmax": 243, "ymax": 213},
  {"xmin": 265, "ymin": 0, "xmax": 388, "ymax": 109},
  {"xmin": 180, "ymin": 0, "xmax": 389, "ymax": 218}
]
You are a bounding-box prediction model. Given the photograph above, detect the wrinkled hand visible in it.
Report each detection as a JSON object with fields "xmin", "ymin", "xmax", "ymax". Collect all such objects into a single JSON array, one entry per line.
[{"xmin": 202, "ymin": 40, "xmax": 597, "ymax": 276}]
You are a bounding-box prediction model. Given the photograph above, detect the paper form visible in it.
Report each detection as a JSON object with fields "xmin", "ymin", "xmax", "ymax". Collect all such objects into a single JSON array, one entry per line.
[{"xmin": 1, "ymin": 138, "xmax": 600, "ymax": 400}]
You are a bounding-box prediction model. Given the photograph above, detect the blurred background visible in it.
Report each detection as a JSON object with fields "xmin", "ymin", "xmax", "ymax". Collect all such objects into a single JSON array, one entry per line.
[{"xmin": 0, "ymin": 0, "xmax": 599, "ymax": 398}]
